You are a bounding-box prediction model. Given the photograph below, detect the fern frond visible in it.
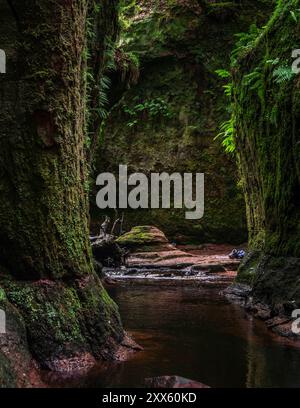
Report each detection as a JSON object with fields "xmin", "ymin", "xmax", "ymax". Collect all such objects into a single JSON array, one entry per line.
[{"xmin": 273, "ymin": 65, "xmax": 295, "ymax": 84}]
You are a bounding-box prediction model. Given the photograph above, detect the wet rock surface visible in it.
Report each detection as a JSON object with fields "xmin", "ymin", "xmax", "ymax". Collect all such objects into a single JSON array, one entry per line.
[
  {"xmin": 225, "ymin": 284, "xmax": 300, "ymax": 342},
  {"xmin": 0, "ymin": 273, "xmax": 124, "ymax": 374},
  {"xmin": 224, "ymin": 283, "xmax": 252, "ymax": 305},
  {"xmin": 116, "ymin": 226, "xmax": 241, "ymax": 272},
  {"xmin": 104, "ymin": 227, "xmax": 240, "ymax": 287},
  {"xmin": 113, "ymin": 332, "xmax": 143, "ymax": 362},
  {"xmin": 0, "ymin": 294, "xmax": 44, "ymax": 387},
  {"xmin": 145, "ymin": 375, "xmax": 210, "ymax": 388}
]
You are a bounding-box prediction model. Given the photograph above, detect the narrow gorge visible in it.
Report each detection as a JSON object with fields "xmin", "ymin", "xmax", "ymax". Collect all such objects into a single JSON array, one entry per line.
[{"xmin": 0, "ymin": 0, "xmax": 299, "ymax": 390}]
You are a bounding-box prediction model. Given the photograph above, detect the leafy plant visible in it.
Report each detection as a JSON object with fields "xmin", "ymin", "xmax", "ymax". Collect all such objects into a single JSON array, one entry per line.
[
  {"xmin": 289, "ymin": 9, "xmax": 300, "ymax": 23},
  {"xmin": 98, "ymin": 75, "xmax": 111, "ymax": 119},
  {"xmin": 231, "ymin": 24, "xmax": 262, "ymax": 64},
  {"xmin": 215, "ymin": 116, "xmax": 236, "ymax": 154},
  {"xmin": 215, "ymin": 69, "xmax": 235, "ymax": 153},
  {"xmin": 92, "ymin": 40, "xmax": 116, "ymax": 122},
  {"xmin": 216, "ymin": 69, "xmax": 233, "ymax": 96},
  {"xmin": 272, "ymin": 65, "xmax": 295, "ymax": 84},
  {"xmin": 115, "ymin": 48, "xmax": 140, "ymax": 84},
  {"xmin": 215, "ymin": 69, "xmax": 231, "ymax": 79},
  {"xmin": 123, "ymin": 97, "xmax": 174, "ymax": 127},
  {"xmin": 243, "ymin": 67, "xmax": 265, "ymax": 106},
  {"xmin": 265, "ymin": 105, "xmax": 279, "ymax": 126},
  {"xmin": 266, "ymin": 57, "xmax": 280, "ymax": 66},
  {"xmin": 223, "ymin": 83, "xmax": 233, "ymax": 97}
]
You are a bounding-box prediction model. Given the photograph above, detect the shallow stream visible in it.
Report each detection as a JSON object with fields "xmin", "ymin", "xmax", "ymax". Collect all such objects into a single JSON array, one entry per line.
[{"xmin": 43, "ymin": 278, "xmax": 300, "ymax": 388}]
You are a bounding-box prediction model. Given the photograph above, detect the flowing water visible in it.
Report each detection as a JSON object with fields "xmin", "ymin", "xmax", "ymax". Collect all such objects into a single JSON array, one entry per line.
[{"xmin": 43, "ymin": 279, "xmax": 300, "ymax": 388}]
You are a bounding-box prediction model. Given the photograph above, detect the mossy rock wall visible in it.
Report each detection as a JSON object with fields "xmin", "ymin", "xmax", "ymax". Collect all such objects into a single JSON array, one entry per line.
[
  {"xmin": 0, "ymin": 272, "xmax": 123, "ymax": 370},
  {"xmin": 0, "ymin": 1, "xmax": 124, "ymax": 379},
  {"xmin": 233, "ymin": 0, "xmax": 300, "ymax": 306},
  {"xmin": 0, "ymin": 286, "xmax": 42, "ymax": 387},
  {"xmin": 93, "ymin": 0, "xmax": 273, "ymax": 244}
]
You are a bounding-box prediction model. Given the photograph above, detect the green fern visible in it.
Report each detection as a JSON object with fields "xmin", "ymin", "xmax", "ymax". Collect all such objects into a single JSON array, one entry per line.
[
  {"xmin": 215, "ymin": 69, "xmax": 231, "ymax": 79},
  {"xmin": 231, "ymin": 24, "xmax": 262, "ymax": 64},
  {"xmin": 244, "ymin": 70, "xmax": 262, "ymax": 86},
  {"xmin": 215, "ymin": 116, "xmax": 236, "ymax": 154},
  {"xmin": 223, "ymin": 83, "xmax": 233, "ymax": 97},
  {"xmin": 289, "ymin": 9, "xmax": 300, "ymax": 23},
  {"xmin": 243, "ymin": 68, "xmax": 265, "ymax": 107},
  {"xmin": 273, "ymin": 65, "xmax": 295, "ymax": 84},
  {"xmin": 215, "ymin": 68, "xmax": 235, "ymax": 153},
  {"xmin": 266, "ymin": 58, "xmax": 280, "ymax": 66},
  {"xmin": 265, "ymin": 105, "xmax": 279, "ymax": 127}
]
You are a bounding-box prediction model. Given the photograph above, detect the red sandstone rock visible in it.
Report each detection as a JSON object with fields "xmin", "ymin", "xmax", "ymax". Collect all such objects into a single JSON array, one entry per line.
[{"xmin": 145, "ymin": 375, "xmax": 210, "ymax": 388}]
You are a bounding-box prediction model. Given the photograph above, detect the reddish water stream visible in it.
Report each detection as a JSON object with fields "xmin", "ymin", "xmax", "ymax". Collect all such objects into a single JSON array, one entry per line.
[{"xmin": 42, "ymin": 281, "xmax": 300, "ymax": 388}]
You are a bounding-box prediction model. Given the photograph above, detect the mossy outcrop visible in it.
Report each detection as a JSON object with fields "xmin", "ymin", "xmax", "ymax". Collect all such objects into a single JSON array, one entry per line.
[
  {"xmin": 0, "ymin": 0, "xmax": 124, "ymax": 382},
  {"xmin": 233, "ymin": 0, "xmax": 300, "ymax": 307},
  {"xmin": 0, "ymin": 272, "xmax": 122, "ymax": 371},
  {"xmin": 0, "ymin": 287, "xmax": 43, "ymax": 387},
  {"xmin": 115, "ymin": 225, "xmax": 241, "ymax": 271},
  {"xmin": 93, "ymin": 0, "xmax": 273, "ymax": 244},
  {"xmin": 116, "ymin": 225, "xmax": 170, "ymax": 251}
]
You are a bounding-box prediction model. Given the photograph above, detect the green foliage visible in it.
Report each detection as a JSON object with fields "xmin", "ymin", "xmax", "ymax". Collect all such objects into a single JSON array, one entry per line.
[
  {"xmin": 215, "ymin": 116, "xmax": 236, "ymax": 154},
  {"xmin": 215, "ymin": 69, "xmax": 235, "ymax": 153},
  {"xmin": 215, "ymin": 28, "xmax": 266, "ymax": 155},
  {"xmin": 98, "ymin": 75, "xmax": 112, "ymax": 119},
  {"xmin": 265, "ymin": 57, "xmax": 280, "ymax": 66},
  {"xmin": 216, "ymin": 69, "xmax": 233, "ymax": 97},
  {"xmin": 272, "ymin": 65, "xmax": 295, "ymax": 84},
  {"xmin": 244, "ymin": 67, "xmax": 265, "ymax": 105},
  {"xmin": 119, "ymin": 0, "xmax": 139, "ymax": 20},
  {"xmin": 223, "ymin": 83, "xmax": 233, "ymax": 97},
  {"xmin": 119, "ymin": 0, "xmax": 142, "ymax": 40},
  {"xmin": 206, "ymin": 1, "xmax": 238, "ymax": 19},
  {"xmin": 123, "ymin": 97, "xmax": 174, "ymax": 127},
  {"xmin": 126, "ymin": 52, "xmax": 140, "ymax": 69},
  {"xmin": 84, "ymin": 34, "xmax": 117, "ymax": 149},
  {"xmin": 231, "ymin": 24, "xmax": 262, "ymax": 64},
  {"xmin": 289, "ymin": 9, "xmax": 300, "ymax": 22},
  {"xmin": 231, "ymin": 0, "xmax": 300, "ymax": 259},
  {"xmin": 265, "ymin": 105, "xmax": 279, "ymax": 126},
  {"xmin": 266, "ymin": 57, "xmax": 296, "ymax": 86},
  {"xmin": 98, "ymin": 42, "xmax": 116, "ymax": 121},
  {"xmin": 115, "ymin": 48, "xmax": 140, "ymax": 84},
  {"xmin": 215, "ymin": 69, "xmax": 231, "ymax": 79},
  {"xmin": 0, "ymin": 287, "xmax": 6, "ymax": 302}
]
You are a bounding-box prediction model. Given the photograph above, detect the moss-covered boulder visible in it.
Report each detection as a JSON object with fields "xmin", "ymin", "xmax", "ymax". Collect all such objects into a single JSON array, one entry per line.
[
  {"xmin": 115, "ymin": 226, "xmax": 241, "ymax": 270},
  {"xmin": 116, "ymin": 225, "xmax": 171, "ymax": 251}
]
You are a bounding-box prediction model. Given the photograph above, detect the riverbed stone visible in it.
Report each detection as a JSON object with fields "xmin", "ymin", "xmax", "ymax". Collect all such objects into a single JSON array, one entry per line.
[
  {"xmin": 118, "ymin": 227, "xmax": 240, "ymax": 272},
  {"xmin": 116, "ymin": 226, "xmax": 170, "ymax": 251},
  {"xmin": 145, "ymin": 375, "xmax": 210, "ymax": 388}
]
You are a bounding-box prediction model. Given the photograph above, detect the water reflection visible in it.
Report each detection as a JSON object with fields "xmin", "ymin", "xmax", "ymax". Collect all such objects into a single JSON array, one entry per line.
[{"xmin": 43, "ymin": 284, "xmax": 300, "ymax": 388}]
